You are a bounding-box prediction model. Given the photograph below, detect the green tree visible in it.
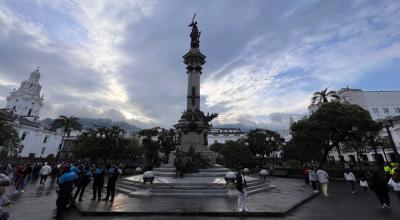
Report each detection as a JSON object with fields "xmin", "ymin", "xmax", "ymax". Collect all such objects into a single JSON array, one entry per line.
[
  {"xmin": 209, "ymin": 142, "xmax": 225, "ymax": 158},
  {"xmin": 139, "ymin": 128, "xmax": 160, "ymax": 167},
  {"xmin": 158, "ymin": 128, "xmax": 177, "ymax": 162},
  {"xmin": 220, "ymin": 141, "xmax": 255, "ymax": 170},
  {"xmin": 284, "ymin": 118, "xmax": 327, "ymax": 166},
  {"xmin": 126, "ymin": 136, "xmax": 143, "ymax": 160},
  {"xmin": 0, "ymin": 111, "xmax": 20, "ymax": 157},
  {"xmin": 286, "ymin": 102, "xmax": 380, "ymax": 167},
  {"xmin": 72, "ymin": 126, "xmax": 129, "ymax": 162},
  {"xmin": 51, "ymin": 115, "xmax": 82, "ymax": 152},
  {"xmin": 242, "ymin": 129, "xmax": 283, "ymax": 166},
  {"xmin": 311, "ymin": 88, "xmax": 340, "ymax": 104}
]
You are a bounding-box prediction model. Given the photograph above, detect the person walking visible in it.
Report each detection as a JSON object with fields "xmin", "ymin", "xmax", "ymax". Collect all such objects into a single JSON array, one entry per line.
[
  {"xmin": 103, "ymin": 164, "xmax": 119, "ymax": 202},
  {"xmin": 54, "ymin": 166, "xmax": 78, "ymax": 219},
  {"xmin": 14, "ymin": 164, "xmax": 25, "ymax": 193},
  {"xmin": 344, "ymin": 169, "xmax": 357, "ymax": 194},
  {"xmin": 236, "ymin": 170, "xmax": 248, "ymax": 212},
  {"xmin": 23, "ymin": 164, "xmax": 33, "ymax": 184},
  {"xmin": 91, "ymin": 164, "xmax": 105, "ymax": 201},
  {"xmin": 317, "ymin": 169, "xmax": 329, "ymax": 196},
  {"xmin": 73, "ymin": 165, "xmax": 91, "ymax": 202},
  {"xmin": 39, "ymin": 163, "xmax": 52, "ymax": 185},
  {"xmin": 308, "ymin": 168, "xmax": 319, "ymax": 193},
  {"xmin": 388, "ymin": 169, "xmax": 400, "ymax": 205},
  {"xmin": 369, "ymin": 170, "xmax": 391, "ymax": 209}
]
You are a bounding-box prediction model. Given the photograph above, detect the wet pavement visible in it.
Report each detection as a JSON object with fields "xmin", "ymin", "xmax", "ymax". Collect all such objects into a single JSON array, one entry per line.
[{"xmin": 3, "ymin": 177, "xmax": 400, "ymax": 219}]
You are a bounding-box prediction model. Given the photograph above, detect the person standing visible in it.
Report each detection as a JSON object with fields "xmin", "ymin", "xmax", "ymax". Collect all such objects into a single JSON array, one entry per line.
[
  {"xmin": 54, "ymin": 166, "xmax": 78, "ymax": 219},
  {"xmin": 308, "ymin": 168, "xmax": 319, "ymax": 193},
  {"xmin": 32, "ymin": 163, "xmax": 42, "ymax": 181},
  {"xmin": 388, "ymin": 169, "xmax": 400, "ymax": 205},
  {"xmin": 91, "ymin": 164, "xmax": 105, "ymax": 201},
  {"xmin": 317, "ymin": 169, "xmax": 329, "ymax": 196},
  {"xmin": 39, "ymin": 163, "xmax": 52, "ymax": 185},
  {"xmin": 73, "ymin": 165, "xmax": 91, "ymax": 202},
  {"xmin": 344, "ymin": 169, "xmax": 357, "ymax": 194},
  {"xmin": 360, "ymin": 177, "xmax": 369, "ymax": 192},
  {"xmin": 369, "ymin": 170, "xmax": 391, "ymax": 209},
  {"xmin": 236, "ymin": 170, "xmax": 248, "ymax": 212},
  {"xmin": 303, "ymin": 166, "xmax": 310, "ymax": 185},
  {"xmin": 103, "ymin": 164, "xmax": 119, "ymax": 202}
]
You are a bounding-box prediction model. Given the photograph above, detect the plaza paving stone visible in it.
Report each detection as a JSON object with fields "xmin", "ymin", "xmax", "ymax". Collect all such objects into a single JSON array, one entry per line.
[{"xmin": 3, "ymin": 177, "xmax": 400, "ymax": 219}]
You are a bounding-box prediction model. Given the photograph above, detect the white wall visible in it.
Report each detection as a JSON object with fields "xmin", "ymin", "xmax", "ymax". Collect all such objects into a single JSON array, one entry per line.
[
  {"xmin": 17, "ymin": 124, "xmax": 62, "ymax": 158},
  {"xmin": 207, "ymin": 134, "xmax": 245, "ymax": 146}
]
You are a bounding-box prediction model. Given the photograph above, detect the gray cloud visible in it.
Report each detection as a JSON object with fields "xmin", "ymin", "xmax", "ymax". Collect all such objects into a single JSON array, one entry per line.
[{"xmin": 0, "ymin": 0, "xmax": 399, "ymax": 130}]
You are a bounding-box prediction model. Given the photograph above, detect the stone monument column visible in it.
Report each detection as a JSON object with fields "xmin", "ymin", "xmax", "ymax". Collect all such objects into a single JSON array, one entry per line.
[{"xmin": 169, "ymin": 16, "xmax": 218, "ymax": 166}]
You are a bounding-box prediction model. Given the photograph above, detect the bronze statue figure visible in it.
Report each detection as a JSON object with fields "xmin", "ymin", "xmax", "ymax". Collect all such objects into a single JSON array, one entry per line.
[{"xmin": 189, "ymin": 14, "xmax": 201, "ymax": 48}]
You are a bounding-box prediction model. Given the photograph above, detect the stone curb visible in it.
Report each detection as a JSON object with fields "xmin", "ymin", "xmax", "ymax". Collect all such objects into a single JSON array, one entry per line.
[{"xmin": 74, "ymin": 192, "xmax": 317, "ymax": 217}]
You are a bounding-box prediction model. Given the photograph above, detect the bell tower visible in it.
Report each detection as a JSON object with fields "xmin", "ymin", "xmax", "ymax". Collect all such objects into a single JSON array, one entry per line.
[{"xmin": 6, "ymin": 67, "xmax": 44, "ymax": 120}]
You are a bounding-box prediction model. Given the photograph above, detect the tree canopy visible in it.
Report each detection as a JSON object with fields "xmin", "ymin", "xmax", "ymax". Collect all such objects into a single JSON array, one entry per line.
[
  {"xmin": 311, "ymin": 88, "xmax": 340, "ymax": 105},
  {"xmin": 0, "ymin": 111, "xmax": 20, "ymax": 157},
  {"xmin": 241, "ymin": 128, "xmax": 284, "ymax": 166},
  {"xmin": 72, "ymin": 126, "xmax": 129, "ymax": 162},
  {"xmin": 219, "ymin": 141, "xmax": 255, "ymax": 170},
  {"xmin": 285, "ymin": 101, "xmax": 380, "ymax": 167}
]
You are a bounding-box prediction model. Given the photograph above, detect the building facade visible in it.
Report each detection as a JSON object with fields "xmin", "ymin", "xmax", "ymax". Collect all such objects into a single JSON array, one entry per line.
[
  {"xmin": 2, "ymin": 68, "xmax": 63, "ymax": 158},
  {"xmin": 207, "ymin": 128, "xmax": 246, "ymax": 146},
  {"xmin": 307, "ymin": 88, "xmax": 400, "ymax": 163}
]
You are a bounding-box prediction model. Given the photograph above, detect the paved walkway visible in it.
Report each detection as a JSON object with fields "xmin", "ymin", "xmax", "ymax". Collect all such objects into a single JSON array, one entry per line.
[{"xmin": 3, "ymin": 177, "xmax": 400, "ymax": 219}]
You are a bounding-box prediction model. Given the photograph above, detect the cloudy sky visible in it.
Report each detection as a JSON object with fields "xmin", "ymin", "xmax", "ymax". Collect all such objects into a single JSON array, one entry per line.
[{"xmin": 0, "ymin": 0, "xmax": 400, "ymax": 130}]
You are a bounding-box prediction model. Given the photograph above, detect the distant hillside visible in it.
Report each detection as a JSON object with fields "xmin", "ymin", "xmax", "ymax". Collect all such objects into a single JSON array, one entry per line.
[
  {"xmin": 41, "ymin": 117, "xmax": 141, "ymax": 133},
  {"xmin": 213, "ymin": 123, "xmax": 280, "ymax": 132},
  {"xmin": 213, "ymin": 123, "xmax": 256, "ymax": 132}
]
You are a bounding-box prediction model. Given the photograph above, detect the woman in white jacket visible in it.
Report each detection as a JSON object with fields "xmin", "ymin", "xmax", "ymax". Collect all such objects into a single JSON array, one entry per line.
[{"xmin": 317, "ymin": 169, "xmax": 330, "ymax": 196}]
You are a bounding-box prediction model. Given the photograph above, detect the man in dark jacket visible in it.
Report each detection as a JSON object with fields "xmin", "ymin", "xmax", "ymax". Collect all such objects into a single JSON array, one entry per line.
[
  {"xmin": 73, "ymin": 165, "xmax": 91, "ymax": 202},
  {"xmin": 236, "ymin": 170, "xmax": 248, "ymax": 212},
  {"xmin": 369, "ymin": 169, "xmax": 391, "ymax": 209},
  {"xmin": 103, "ymin": 164, "xmax": 119, "ymax": 202},
  {"xmin": 54, "ymin": 167, "xmax": 78, "ymax": 219},
  {"xmin": 91, "ymin": 164, "xmax": 105, "ymax": 201}
]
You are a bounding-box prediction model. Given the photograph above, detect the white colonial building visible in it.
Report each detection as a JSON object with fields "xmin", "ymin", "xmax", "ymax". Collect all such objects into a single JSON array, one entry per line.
[
  {"xmin": 207, "ymin": 128, "xmax": 246, "ymax": 146},
  {"xmin": 333, "ymin": 88, "xmax": 400, "ymax": 162},
  {"xmin": 307, "ymin": 87, "xmax": 400, "ymax": 163},
  {"xmin": 2, "ymin": 68, "xmax": 63, "ymax": 158}
]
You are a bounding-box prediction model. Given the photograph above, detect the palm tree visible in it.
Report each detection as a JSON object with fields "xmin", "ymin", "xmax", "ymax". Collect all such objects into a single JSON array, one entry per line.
[
  {"xmin": 51, "ymin": 115, "xmax": 82, "ymax": 151},
  {"xmin": 311, "ymin": 88, "xmax": 340, "ymax": 104}
]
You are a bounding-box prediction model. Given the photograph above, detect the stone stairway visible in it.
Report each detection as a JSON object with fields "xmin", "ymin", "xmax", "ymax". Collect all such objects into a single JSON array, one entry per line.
[
  {"xmin": 116, "ymin": 174, "xmax": 275, "ymax": 197},
  {"xmin": 151, "ymin": 165, "xmax": 230, "ymax": 177}
]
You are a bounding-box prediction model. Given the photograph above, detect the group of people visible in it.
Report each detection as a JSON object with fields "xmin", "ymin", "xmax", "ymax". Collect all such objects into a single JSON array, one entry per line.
[
  {"xmin": 53, "ymin": 162, "xmax": 122, "ymax": 219},
  {"xmin": 0, "ymin": 161, "xmax": 124, "ymax": 219},
  {"xmin": 304, "ymin": 164, "xmax": 400, "ymax": 209}
]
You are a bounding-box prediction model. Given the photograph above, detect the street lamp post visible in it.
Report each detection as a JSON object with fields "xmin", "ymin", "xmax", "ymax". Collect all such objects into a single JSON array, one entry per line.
[
  {"xmin": 383, "ymin": 118, "xmax": 399, "ymax": 162},
  {"xmin": 95, "ymin": 132, "xmax": 106, "ymax": 162}
]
